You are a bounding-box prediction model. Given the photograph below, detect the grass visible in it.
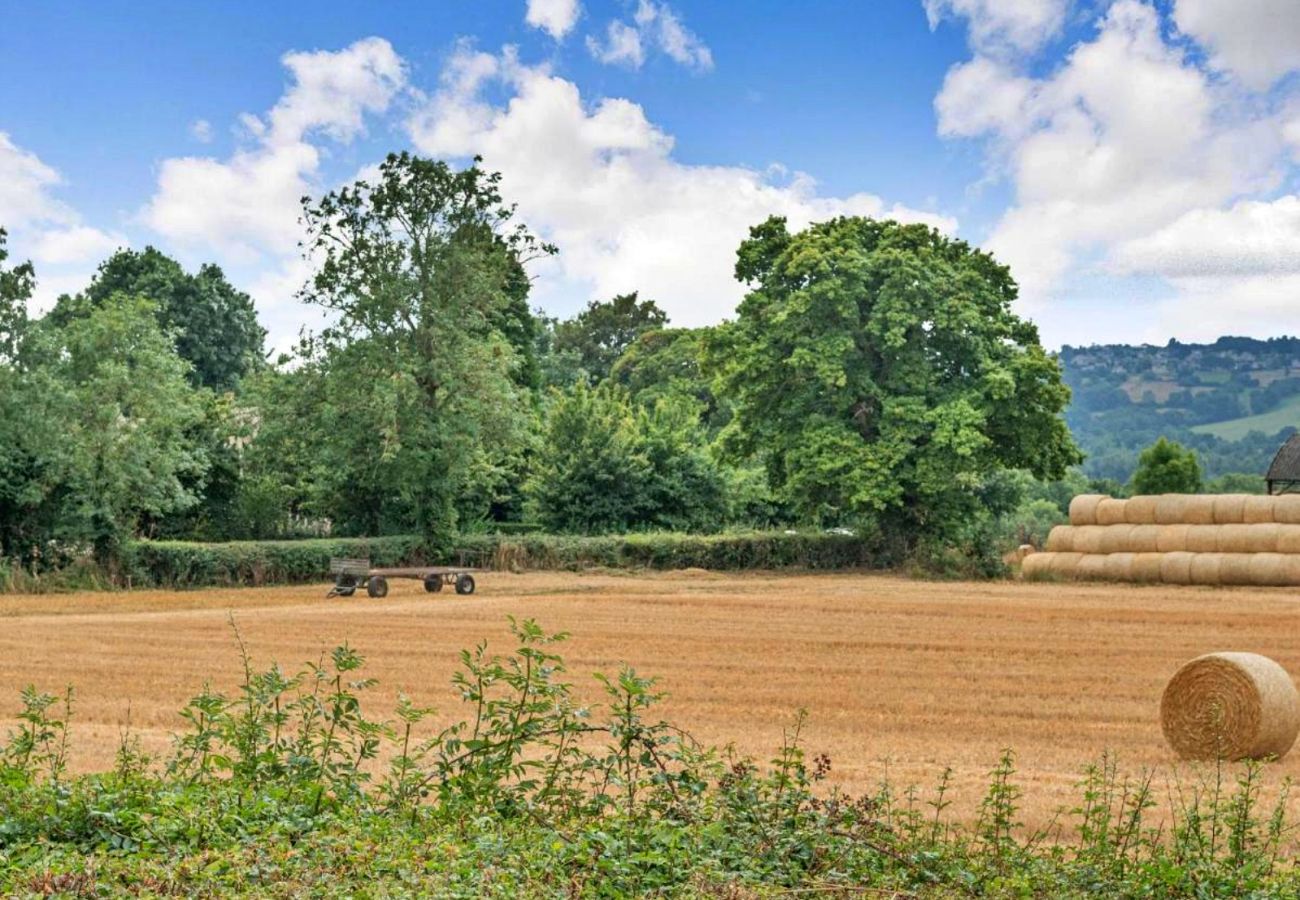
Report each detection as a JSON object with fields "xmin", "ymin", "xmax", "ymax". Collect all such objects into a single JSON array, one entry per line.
[
  {"xmin": 4, "ymin": 571, "xmax": 1300, "ymax": 835},
  {"xmin": 1192, "ymin": 393, "xmax": 1300, "ymax": 441}
]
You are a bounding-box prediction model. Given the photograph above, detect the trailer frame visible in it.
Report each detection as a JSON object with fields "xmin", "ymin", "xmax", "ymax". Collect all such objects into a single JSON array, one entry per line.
[{"xmin": 327, "ymin": 557, "xmax": 477, "ymax": 598}]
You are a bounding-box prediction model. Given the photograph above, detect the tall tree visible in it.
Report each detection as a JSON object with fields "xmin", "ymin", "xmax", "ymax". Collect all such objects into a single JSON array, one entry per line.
[
  {"xmin": 299, "ymin": 153, "xmax": 552, "ymax": 546},
  {"xmin": 553, "ymin": 292, "xmax": 668, "ymax": 381},
  {"xmin": 707, "ymin": 215, "xmax": 1081, "ymax": 542},
  {"xmin": 1131, "ymin": 437, "xmax": 1202, "ymax": 494},
  {"xmin": 52, "ymin": 247, "xmax": 265, "ymax": 390}
]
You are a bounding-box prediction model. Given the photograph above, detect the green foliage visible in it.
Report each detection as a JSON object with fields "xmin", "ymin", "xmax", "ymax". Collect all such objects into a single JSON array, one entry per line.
[
  {"xmin": 610, "ymin": 326, "xmax": 728, "ymax": 432},
  {"xmin": 526, "ymin": 382, "xmax": 727, "ymax": 534},
  {"xmin": 0, "ymin": 228, "xmax": 34, "ymax": 362},
  {"xmin": 1207, "ymin": 471, "xmax": 1267, "ymax": 494},
  {"xmin": 1131, "ymin": 437, "xmax": 1203, "ymax": 495},
  {"xmin": 298, "ymin": 153, "xmax": 551, "ymax": 548},
  {"xmin": 4, "ymin": 627, "xmax": 1300, "ymax": 897},
  {"xmin": 707, "ymin": 215, "xmax": 1081, "ymax": 546},
  {"xmin": 50, "ymin": 246, "xmax": 265, "ymax": 391},
  {"xmin": 552, "ymin": 291, "xmax": 668, "ymax": 382}
]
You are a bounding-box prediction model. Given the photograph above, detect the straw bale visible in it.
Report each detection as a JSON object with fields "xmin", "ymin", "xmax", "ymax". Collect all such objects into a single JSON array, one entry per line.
[
  {"xmin": 1100, "ymin": 524, "xmax": 1136, "ymax": 554},
  {"xmin": 1156, "ymin": 525, "xmax": 1191, "ymax": 553},
  {"xmin": 1249, "ymin": 554, "xmax": 1291, "ymax": 587},
  {"xmin": 1071, "ymin": 526, "xmax": 1107, "ymax": 555},
  {"xmin": 1131, "ymin": 553, "xmax": 1164, "ymax": 583},
  {"xmin": 1128, "ymin": 525, "xmax": 1161, "ymax": 553},
  {"xmin": 1076, "ymin": 554, "xmax": 1108, "ymax": 581},
  {"xmin": 1155, "ymin": 495, "xmax": 1188, "ymax": 525},
  {"xmin": 1021, "ymin": 553, "xmax": 1053, "ymax": 579},
  {"xmin": 1045, "ymin": 526, "xmax": 1073, "ymax": 552},
  {"xmin": 1160, "ymin": 552, "xmax": 1194, "ymax": 585},
  {"xmin": 1212, "ymin": 494, "xmax": 1249, "ymax": 525},
  {"xmin": 1274, "ymin": 494, "xmax": 1300, "ymax": 525},
  {"xmin": 1069, "ymin": 494, "xmax": 1107, "ymax": 526},
  {"xmin": 1096, "ymin": 498, "xmax": 1128, "ymax": 526},
  {"xmin": 1276, "ymin": 526, "xmax": 1300, "ymax": 554},
  {"xmin": 1217, "ymin": 524, "xmax": 1280, "ymax": 554},
  {"xmin": 1104, "ymin": 552, "xmax": 1135, "ymax": 582},
  {"xmin": 1160, "ymin": 652, "xmax": 1299, "ymax": 761},
  {"xmin": 1185, "ymin": 526, "xmax": 1220, "ymax": 553},
  {"xmin": 1220, "ymin": 554, "xmax": 1255, "ymax": 586},
  {"xmin": 1048, "ymin": 552, "xmax": 1084, "ymax": 578},
  {"xmin": 1189, "ymin": 553, "xmax": 1224, "ymax": 586},
  {"xmin": 1244, "ymin": 495, "xmax": 1278, "ymax": 524},
  {"xmin": 1124, "ymin": 495, "xmax": 1159, "ymax": 525},
  {"xmin": 1184, "ymin": 495, "xmax": 1217, "ymax": 525}
]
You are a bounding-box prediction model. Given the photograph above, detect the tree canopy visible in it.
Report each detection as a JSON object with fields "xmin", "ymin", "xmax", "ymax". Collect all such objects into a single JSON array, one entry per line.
[
  {"xmin": 1131, "ymin": 437, "xmax": 1203, "ymax": 495},
  {"xmin": 553, "ymin": 292, "xmax": 668, "ymax": 382},
  {"xmin": 707, "ymin": 215, "xmax": 1081, "ymax": 542}
]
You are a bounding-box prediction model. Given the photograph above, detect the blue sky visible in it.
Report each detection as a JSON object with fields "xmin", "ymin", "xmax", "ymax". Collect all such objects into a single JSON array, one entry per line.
[{"xmin": 2, "ymin": 0, "xmax": 1299, "ymax": 351}]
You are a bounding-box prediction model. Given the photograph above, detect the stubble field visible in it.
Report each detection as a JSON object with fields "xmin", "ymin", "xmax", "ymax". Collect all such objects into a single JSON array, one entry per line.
[{"xmin": 3, "ymin": 570, "xmax": 1300, "ymax": 830}]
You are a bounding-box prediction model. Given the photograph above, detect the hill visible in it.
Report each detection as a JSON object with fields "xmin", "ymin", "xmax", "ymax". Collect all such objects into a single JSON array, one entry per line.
[{"xmin": 1059, "ymin": 337, "xmax": 1300, "ymax": 482}]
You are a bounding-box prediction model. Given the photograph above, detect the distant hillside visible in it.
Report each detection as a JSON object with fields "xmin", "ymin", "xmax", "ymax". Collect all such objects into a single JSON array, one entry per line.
[{"xmin": 1059, "ymin": 337, "xmax": 1300, "ymax": 483}]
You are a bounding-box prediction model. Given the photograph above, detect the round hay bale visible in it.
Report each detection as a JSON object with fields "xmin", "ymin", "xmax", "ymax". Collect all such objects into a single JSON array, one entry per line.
[
  {"xmin": 1017, "ymin": 543, "xmax": 1035, "ymax": 558},
  {"xmin": 1104, "ymin": 552, "xmax": 1136, "ymax": 582},
  {"xmin": 1131, "ymin": 553, "xmax": 1164, "ymax": 583},
  {"xmin": 1212, "ymin": 494, "xmax": 1249, "ymax": 524},
  {"xmin": 1274, "ymin": 494, "xmax": 1300, "ymax": 525},
  {"xmin": 1161, "ymin": 551, "xmax": 1195, "ymax": 585},
  {"xmin": 1070, "ymin": 494, "xmax": 1107, "ymax": 526},
  {"xmin": 1160, "ymin": 652, "xmax": 1300, "ymax": 761},
  {"xmin": 1220, "ymin": 554, "xmax": 1255, "ymax": 586},
  {"xmin": 1096, "ymin": 498, "xmax": 1128, "ymax": 526},
  {"xmin": 1244, "ymin": 495, "xmax": 1278, "ymax": 524},
  {"xmin": 1048, "ymin": 552, "xmax": 1084, "ymax": 578},
  {"xmin": 1077, "ymin": 554, "xmax": 1108, "ymax": 581},
  {"xmin": 1156, "ymin": 524, "xmax": 1191, "ymax": 553},
  {"xmin": 1276, "ymin": 526, "xmax": 1300, "ymax": 554},
  {"xmin": 1217, "ymin": 524, "xmax": 1257, "ymax": 554},
  {"xmin": 1071, "ymin": 526, "xmax": 1107, "ymax": 555},
  {"xmin": 1045, "ymin": 526, "xmax": 1074, "ymax": 552},
  {"xmin": 1100, "ymin": 524, "xmax": 1137, "ymax": 554},
  {"xmin": 1128, "ymin": 524, "xmax": 1161, "ymax": 553},
  {"xmin": 1155, "ymin": 495, "xmax": 1189, "ymax": 525},
  {"xmin": 1124, "ymin": 495, "xmax": 1159, "ymax": 525},
  {"xmin": 1250, "ymin": 554, "xmax": 1291, "ymax": 587},
  {"xmin": 1185, "ymin": 526, "xmax": 1220, "ymax": 553},
  {"xmin": 1021, "ymin": 552, "xmax": 1053, "ymax": 579},
  {"xmin": 1184, "ymin": 496, "xmax": 1217, "ymax": 525},
  {"xmin": 1189, "ymin": 553, "xmax": 1224, "ymax": 586},
  {"xmin": 1283, "ymin": 556, "xmax": 1300, "ymax": 585}
]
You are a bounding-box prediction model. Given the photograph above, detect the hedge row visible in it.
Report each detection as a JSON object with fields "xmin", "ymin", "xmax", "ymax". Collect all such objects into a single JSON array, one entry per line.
[{"xmin": 121, "ymin": 531, "xmax": 887, "ymax": 589}]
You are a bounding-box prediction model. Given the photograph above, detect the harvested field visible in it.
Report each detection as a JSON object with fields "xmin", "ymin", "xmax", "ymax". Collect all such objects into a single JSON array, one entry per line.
[{"xmin": 4, "ymin": 571, "xmax": 1300, "ymax": 830}]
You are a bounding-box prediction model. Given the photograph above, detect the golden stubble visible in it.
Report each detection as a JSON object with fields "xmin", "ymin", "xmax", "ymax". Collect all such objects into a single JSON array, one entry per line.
[{"xmin": 3, "ymin": 570, "xmax": 1300, "ymax": 830}]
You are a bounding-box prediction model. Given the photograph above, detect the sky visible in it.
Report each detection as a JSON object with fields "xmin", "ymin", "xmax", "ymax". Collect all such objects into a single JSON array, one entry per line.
[{"xmin": 1, "ymin": 0, "xmax": 1299, "ymax": 351}]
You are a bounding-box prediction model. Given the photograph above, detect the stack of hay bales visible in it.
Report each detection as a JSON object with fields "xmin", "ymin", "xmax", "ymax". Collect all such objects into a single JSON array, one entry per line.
[{"xmin": 1023, "ymin": 494, "xmax": 1300, "ymax": 586}]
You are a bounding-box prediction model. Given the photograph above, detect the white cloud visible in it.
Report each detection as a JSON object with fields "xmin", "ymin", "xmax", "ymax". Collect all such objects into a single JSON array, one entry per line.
[
  {"xmin": 0, "ymin": 132, "xmax": 71, "ymax": 230},
  {"xmin": 525, "ymin": 0, "xmax": 580, "ymax": 40},
  {"xmin": 1111, "ymin": 196, "xmax": 1300, "ymax": 278},
  {"xmin": 190, "ymin": 119, "xmax": 213, "ymax": 143},
  {"xmin": 30, "ymin": 225, "xmax": 125, "ymax": 266},
  {"xmin": 923, "ymin": 0, "xmax": 1071, "ymax": 56},
  {"xmin": 588, "ymin": 0, "xmax": 712, "ymax": 72},
  {"xmin": 143, "ymin": 37, "xmax": 405, "ymax": 263},
  {"xmin": 1173, "ymin": 0, "xmax": 1300, "ymax": 91},
  {"xmin": 934, "ymin": 0, "xmax": 1291, "ymax": 323},
  {"xmin": 407, "ymin": 46, "xmax": 953, "ymax": 326}
]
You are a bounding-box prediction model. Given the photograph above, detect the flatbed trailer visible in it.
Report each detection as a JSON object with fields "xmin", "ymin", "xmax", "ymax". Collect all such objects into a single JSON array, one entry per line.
[{"xmin": 327, "ymin": 558, "xmax": 477, "ymax": 598}]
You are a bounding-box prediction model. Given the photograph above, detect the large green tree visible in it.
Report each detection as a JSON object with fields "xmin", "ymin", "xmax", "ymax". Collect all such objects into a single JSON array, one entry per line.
[
  {"xmin": 52, "ymin": 247, "xmax": 265, "ymax": 390},
  {"xmin": 553, "ymin": 292, "xmax": 668, "ymax": 382},
  {"xmin": 298, "ymin": 153, "xmax": 551, "ymax": 545},
  {"xmin": 707, "ymin": 215, "xmax": 1080, "ymax": 542},
  {"xmin": 1130, "ymin": 437, "xmax": 1202, "ymax": 495}
]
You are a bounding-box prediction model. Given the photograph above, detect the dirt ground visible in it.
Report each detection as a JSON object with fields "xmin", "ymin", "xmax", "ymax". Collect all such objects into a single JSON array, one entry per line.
[{"xmin": 3, "ymin": 570, "xmax": 1300, "ymax": 831}]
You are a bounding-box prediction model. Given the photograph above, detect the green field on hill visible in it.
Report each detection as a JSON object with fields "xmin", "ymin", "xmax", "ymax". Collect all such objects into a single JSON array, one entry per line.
[{"xmin": 1192, "ymin": 393, "xmax": 1300, "ymax": 442}]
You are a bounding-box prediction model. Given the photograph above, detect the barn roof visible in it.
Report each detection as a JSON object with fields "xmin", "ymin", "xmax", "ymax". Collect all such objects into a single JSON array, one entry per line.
[{"xmin": 1266, "ymin": 433, "xmax": 1300, "ymax": 482}]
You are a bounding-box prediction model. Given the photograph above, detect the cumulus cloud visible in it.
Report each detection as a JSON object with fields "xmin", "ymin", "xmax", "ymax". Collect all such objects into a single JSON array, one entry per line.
[
  {"xmin": 923, "ymin": 0, "xmax": 1071, "ymax": 56},
  {"xmin": 933, "ymin": 0, "xmax": 1297, "ymax": 341},
  {"xmin": 1173, "ymin": 0, "xmax": 1300, "ymax": 91},
  {"xmin": 190, "ymin": 119, "xmax": 213, "ymax": 143},
  {"xmin": 407, "ymin": 45, "xmax": 953, "ymax": 326},
  {"xmin": 0, "ymin": 132, "xmax": 70, "ymax": 230},
  {"xmin": 30, "ymin": 225, "xmax": 125, "ymax": 266},
  {"xmin": 588, "ymin": 1, "xmax": 712, "ymax": 72},
  {"xmin": 143, "ymin": 37, "xmax": 404, "ymax": 263},
  {"xmin": 525, "ymin": 0, "xmax": 580, "ymax": 40}
]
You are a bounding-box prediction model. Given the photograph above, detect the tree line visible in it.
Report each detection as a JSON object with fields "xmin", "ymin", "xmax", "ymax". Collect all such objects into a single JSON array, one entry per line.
[{"xmin": 0, "ymin": 153, "xmax": 1084, "ymax": 572}]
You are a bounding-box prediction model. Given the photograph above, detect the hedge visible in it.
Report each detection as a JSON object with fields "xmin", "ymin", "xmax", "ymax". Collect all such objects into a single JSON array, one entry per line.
[{"xmin": 120, "ymin": 530, "xmax": 888, "ymax": 589}]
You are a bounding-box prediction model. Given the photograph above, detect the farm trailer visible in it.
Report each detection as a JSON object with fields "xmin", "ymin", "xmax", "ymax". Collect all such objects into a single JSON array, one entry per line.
[{"xmin": 327, "ymin": 557, "xmax": 477, "ymax": 598}]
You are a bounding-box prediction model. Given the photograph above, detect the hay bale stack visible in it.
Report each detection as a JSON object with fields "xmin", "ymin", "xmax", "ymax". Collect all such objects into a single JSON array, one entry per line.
[
  {"xmin": 1072, "ymin": 526, "xmax": 1107, "ymax": 555},
  {"xmin": 1045, "ymin": 526, "xmax": 1074, "ymax": 552},
  {"xmin": 1048, "ymin": 552, "xmax": 1084, "ymax": 578},
  {"xmin": 1161, "ymin": 551, "xmax": 1195, "ymax": 585},
  {"xmin": 1213, "ymin": 494, "xmax": 1249, "ymax": 524},
  {"xmin": 1104, "ymin": 552, "xmax": 1136, "ymax": 582},
  {"xmin": 1131, "ymin": 553, "xmax": 1164, "ymax": 583},
  {"xmin": 1124, "ymin": 495, "xmax": 1159, "ymax": 525},
  {"xmin": 1070, "ymin": 494, "xmax": 1107, "ymax": 526},
  {"xmin": 1156, "ymin": 524, "xmax": 1191, "ymax": 553},
  {"xmin": 1096, "ymin": 498, "xmax": 1128, "ymax": 526},
  {"xmin": 1275, "ymin": 494, "xmax": 1300, "ymax": 525},
  {"xmin": 1185, "ymin": 526, "xmax": 1220, "ymax": 553},
  {"xmin": 1129, "ymin": 524, "xmax": 1161, "ymax": 553},
  {"xmin": 1160, "ymin": 652, "xmax": 1300, "ymax": 761},
  {"xmin": 1278, "ymin": 526, "xmax": 1300, "ymax": 554},
  {"xmin": 1250, "ymin": 554, "xmax": 1291, "ymax": 587},
  {"xmin": 1219, "ymin": 523, "xmax": 1280, "ymax": 553},
  {"xmin": 1185, "ymin": 496, "xmax": 1217, "ymax": 525},
  {"xmin": 1099, "ymin": 524, "xmax": 1136, "ymax": 554},
  {"xmin": 1220, "ymin": 554, "xmax": 1255, "ymax": 586},
  {"xmin": 1155, "ymin": 495, "xmax": 1188, "ymax": 525},
  {"xmin": 1077, "ymin": 554, "xmax": 1108, "ymax": 581},
  {"xmin": 1244, "ymin": 495, "xmax": 1277, "ymax": 524},
  {"xmin": 1021, "ymin": 553, "xmax": 1053, "ymax": 579}
]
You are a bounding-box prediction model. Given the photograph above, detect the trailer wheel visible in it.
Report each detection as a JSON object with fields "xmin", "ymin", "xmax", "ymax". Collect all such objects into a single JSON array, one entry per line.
[
  {"xmin": 367, "ymin": 576, "xmax": 389, "ymax": 598},
  {"xmin": 334, "ymin": 586, "xmax": 356, "ymax": 598},
  {"xmin": 455, "ymin": 574, "xmax": 476, "ymax": 595},
  {"xmin": 423, "ymin": 574, "xmax": 443, "ymax": 593}
]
